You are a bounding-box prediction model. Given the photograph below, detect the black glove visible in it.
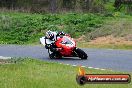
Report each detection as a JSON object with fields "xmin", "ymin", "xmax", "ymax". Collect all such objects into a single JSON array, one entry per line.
[
  {"xmin": 45, "ymin": 44, "xmax": 50, "ymax": 49},
  {"xmin": 57, "ymin": 31, "xmax": 65, "ymax": 36}
]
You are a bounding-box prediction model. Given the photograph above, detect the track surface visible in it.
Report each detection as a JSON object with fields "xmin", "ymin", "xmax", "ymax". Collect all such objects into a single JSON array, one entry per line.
[{"xmin": 0, "ymin": 45, "xmax": 132, "ymax": 72}]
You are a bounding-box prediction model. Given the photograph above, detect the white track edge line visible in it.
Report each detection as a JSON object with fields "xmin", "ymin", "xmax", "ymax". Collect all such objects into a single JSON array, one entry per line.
[{"xmin": 58, "ymin": 62, "xmax": 110, "ymax": 71}]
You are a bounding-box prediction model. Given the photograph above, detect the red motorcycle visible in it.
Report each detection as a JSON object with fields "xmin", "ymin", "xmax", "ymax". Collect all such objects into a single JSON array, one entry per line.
[{"xmin": 40, "ymin": 35, "xmax": 88, "ymax": 59}]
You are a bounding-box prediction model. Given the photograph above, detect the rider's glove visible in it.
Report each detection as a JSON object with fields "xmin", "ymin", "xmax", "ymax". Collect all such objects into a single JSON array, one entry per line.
[
  {"xmin": 57, "ymin": 31, "xmax": 65, "ymax": 36},
  {"xmin": 45, "ymin": 44, "xmax": 50, "ymax": 49}
]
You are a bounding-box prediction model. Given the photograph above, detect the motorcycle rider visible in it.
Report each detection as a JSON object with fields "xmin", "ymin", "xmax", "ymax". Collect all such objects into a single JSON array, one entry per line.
[
  {"xmin": 45, "ymin": 30, "xmax": 65, "ymax": 49},
  {"xmin": 40, "ymin": 30, "xmax": 87, "ymax": 59},
  {"xmin": 44, "ymin": 30, "xmax": 66, "ymax": 58},
  {"xmin": 45, "ymin": 30, "xmax": 65, "ymax": 41}
]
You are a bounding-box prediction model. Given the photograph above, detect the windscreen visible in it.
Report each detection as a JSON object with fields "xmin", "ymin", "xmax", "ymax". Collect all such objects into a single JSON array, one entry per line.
[{"xmin": 61, "ymin": 36, "xmax": 73, "ymax": 44}]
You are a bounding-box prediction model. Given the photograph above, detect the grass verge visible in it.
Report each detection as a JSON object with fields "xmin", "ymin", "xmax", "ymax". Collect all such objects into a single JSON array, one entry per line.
[
  {"xmin": 0, "ymin": 12, "xmax": 103, "ymax": 44},
  {"xmin": 0, "ymin": 58, "xmax": 131, "ymax": 88},
  {"xmin": 77, "ymin": 42, "xmax": 132, "ymax": 50}
]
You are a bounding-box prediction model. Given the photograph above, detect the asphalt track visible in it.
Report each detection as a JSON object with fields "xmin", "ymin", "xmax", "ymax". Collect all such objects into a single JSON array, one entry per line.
[{"xmin": 0, "ymin": 45, "xmax": 132, "ymax": 72}]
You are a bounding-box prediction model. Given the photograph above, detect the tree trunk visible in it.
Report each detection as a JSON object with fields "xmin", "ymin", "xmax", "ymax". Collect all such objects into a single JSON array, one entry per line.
[
  {"xmin": 75, "ymin": 0, "xmax": 81, "ymax": 12},
  {"xmin": 49, "ymin": 0, "xmax": 57, "ymax": 13}
]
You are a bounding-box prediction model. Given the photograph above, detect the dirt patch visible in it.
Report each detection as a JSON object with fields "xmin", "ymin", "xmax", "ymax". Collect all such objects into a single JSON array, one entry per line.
[
  {"xmin": 0, "ymin": 61, "xmax": 7, "ymax": 64},
  {"xmin": 125, "ymin": 34, "xmax": 132, "ymax": 41},
  {"xmin": 0, "ymin": 59, "xmax": 11, "ymax": 64},
  {"xmin": 75, "ymin": 35, "xmax": 86, "ymax": 42},
  {"xmin": 89, "ymin": 35, "xmax": 132, "ymax": 45}
]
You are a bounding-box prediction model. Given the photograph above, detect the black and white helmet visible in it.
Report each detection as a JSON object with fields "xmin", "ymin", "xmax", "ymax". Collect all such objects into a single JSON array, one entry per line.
[{"xmin": 46, "ymin": 30, "xmax": 54, "ymax": 40}]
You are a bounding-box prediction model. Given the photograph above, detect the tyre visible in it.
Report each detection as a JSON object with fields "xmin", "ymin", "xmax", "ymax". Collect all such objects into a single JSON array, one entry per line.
[
  {"xmin": 48, "ymin": 49, "xmax": 62, "ymax": 59},
  {"xmin": 75, "ymin": 48, "xmax": 88, "ymax": 59},
  {"xmin": 48, "ymin": 49, "xmax": 54, "ymax": 59}
]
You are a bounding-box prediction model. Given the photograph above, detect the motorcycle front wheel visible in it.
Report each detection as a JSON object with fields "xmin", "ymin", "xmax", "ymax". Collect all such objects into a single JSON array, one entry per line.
[
  {"xmin": 74, "ymin": 48, "xmax": 88, "ymax": 60},
  {"xmin": 48, "ymin": 49, "xmax": 62, "ymax": 59}
]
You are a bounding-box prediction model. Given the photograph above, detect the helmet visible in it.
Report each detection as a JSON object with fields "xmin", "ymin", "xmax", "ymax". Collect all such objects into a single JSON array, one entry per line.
[{"xmin": 46, "ymin": 30, "xmax": 54, "ymax": 40}]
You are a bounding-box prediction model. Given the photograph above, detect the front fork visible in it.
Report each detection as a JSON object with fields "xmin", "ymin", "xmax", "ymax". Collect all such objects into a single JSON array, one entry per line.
[{"xmin": 72, "ymin": 47, "xmax": 78, "ymax": 57}]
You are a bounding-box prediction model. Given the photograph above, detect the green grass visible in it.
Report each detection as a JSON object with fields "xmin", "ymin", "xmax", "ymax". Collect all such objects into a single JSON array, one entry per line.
[
  {"xmin": 85, "ymin": 15, "xmax": 132, "ymax": 41},
  {"xmin": 0, "ymin": 58, "xmax": 131, "ymax": 88},
  {"xmin": 77, "ymin": 42, "xmax": 132, "ymax": 50},
  {"xmin": 0, "ymin": 12, "xmax": 103, "ymax": 44},
  {"xmin": 0, "ymin": 11, "xmax": 132, "ymax": 50}
]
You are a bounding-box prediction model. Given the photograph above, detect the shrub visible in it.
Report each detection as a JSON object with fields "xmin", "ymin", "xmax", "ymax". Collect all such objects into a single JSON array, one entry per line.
[{"xmin": 0, "ymin": 12, "xmax": 104, "ymax": 44}]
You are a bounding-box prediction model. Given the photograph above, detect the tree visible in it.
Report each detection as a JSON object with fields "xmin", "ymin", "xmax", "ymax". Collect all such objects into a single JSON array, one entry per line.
[
  {"xmin": 49, "ymin": 0, "xmax": 57, "ymax": 13},
  {"xmin": 114, "ymin": 0, "xmax": 132, "ymax": 13}
]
